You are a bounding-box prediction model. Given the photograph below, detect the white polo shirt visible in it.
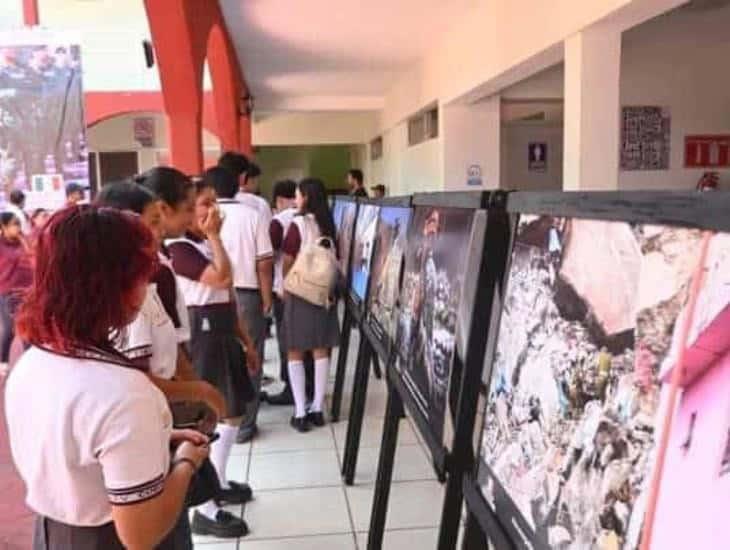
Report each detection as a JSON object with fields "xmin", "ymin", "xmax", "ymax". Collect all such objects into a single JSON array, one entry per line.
[
  {"xmin": 271, "ymin": 207, "xmax": 297, "ymax": 297},
  {"xmin": 167, "ymin": 235, "xmax": 231, "ymax": 307},
  {"xmin": 235, "ymin": 191, "xmax": 272, "ymax": 226},
  {"xmin": 6, "ymin": 347, "xmax": 172, "ymax": 526},
  {"xmin": 119, "ymin": 283, "xmax": 179, "ymax": 380},
  {"xmin": 218, "ymin": 198, "xmax": 273, "ymax": 290}
]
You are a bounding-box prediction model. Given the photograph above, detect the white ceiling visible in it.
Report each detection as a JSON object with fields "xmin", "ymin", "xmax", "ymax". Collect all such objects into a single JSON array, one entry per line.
[{"xmin": 220, "ymin": 0, "xmax": 477, "ymax": 111}]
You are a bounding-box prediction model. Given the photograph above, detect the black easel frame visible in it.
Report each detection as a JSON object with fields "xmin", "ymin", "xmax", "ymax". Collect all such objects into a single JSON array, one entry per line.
[
  {"xmin": 341, "ymin": 196, "xmax": 413, "ymax": 484},
  {"xmin": 460, "ymin": 190, "xmax": 730, "ymax": 550},
  {"xmin": 366, "ymin": 191, "xmax": 506, "ymax": 550},
  {"xmin": 331, "ymin": 196, "xmax": 359, "ymax": 422}
]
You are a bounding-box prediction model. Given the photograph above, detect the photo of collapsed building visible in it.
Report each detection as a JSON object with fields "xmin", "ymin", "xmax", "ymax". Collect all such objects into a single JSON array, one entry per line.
[
  {"xmin": 335, "ymin": 201, "xmax": 357, "ymax": 277},
  {"xmin": 395, "ymin": 206, "xmax": 475, "ymax": 442},
  {"xmin": 478, "ymin": 214, "xmax": 705, "ymax": 550},
  {"xmin": 367, "ymin": 206, "xmax": 412, "ymax": 343},
  {"xmin": 350, "ymin": 204, "xmax": 381, "ymax": 302}
]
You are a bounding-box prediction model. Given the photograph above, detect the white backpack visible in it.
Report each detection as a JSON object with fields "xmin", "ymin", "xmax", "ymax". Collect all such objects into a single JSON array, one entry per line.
[{"xmin": 284, "ymin": 215, "xmax": 338, "ymax": 308}]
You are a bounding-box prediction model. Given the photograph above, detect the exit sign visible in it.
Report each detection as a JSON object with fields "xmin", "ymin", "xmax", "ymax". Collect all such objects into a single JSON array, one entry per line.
[{"xmin": 685, "ymin": 135, "xmax": 730, "ymax": 168}]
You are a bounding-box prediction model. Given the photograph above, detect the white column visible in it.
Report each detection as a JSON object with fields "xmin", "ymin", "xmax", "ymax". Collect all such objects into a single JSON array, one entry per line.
[
  {"xmin": 563, "ymin": 26, "xmax": 622, "ymax": 191},
  {"xmin": 442, "ymin": 94, "xmax": 501, "ymax": 190}
]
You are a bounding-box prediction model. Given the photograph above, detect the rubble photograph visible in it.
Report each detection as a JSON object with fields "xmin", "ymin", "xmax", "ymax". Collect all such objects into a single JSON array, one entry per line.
[
  {"xmin": 367, "ymin": 206, "xmax": 412, "ymax": 344},
  {"xmin": 395, "ymin": 206, "xmax": 475, "ymax": 443},
  {"xmin": 478, "ymin": 214, "xmax": 704, "ymax": 550}
]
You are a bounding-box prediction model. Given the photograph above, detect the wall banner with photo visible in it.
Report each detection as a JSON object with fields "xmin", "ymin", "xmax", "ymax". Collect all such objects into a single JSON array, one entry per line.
[{"xmin": 0, "ymin": 30, "xmax": 89, "ymax": 210}]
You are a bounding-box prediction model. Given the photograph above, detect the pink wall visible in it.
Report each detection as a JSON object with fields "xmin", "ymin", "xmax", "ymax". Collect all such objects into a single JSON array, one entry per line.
[{"xmin": 651, "ymin": 350, "xmax": 730, "ymax": 550}]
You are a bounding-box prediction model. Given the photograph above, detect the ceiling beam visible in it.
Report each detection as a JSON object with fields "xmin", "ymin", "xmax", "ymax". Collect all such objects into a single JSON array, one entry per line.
[{"xmin": 254, "ymin": 95, "xmax": 384, "ymax": 113}]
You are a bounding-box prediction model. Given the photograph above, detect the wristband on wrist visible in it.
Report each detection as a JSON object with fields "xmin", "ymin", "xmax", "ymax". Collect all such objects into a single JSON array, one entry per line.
[{"xmin": 171, "ymin": 457, "xmax": 198, "ymax": 474}]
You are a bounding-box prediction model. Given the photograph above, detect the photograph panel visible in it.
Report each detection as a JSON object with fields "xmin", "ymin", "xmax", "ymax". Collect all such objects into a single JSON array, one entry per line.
[
  {"xmin": 477, "ymin": 214, "xmax": 716, "ymax": 549},
  {"xmin": 395, "ymin": 205, "xmax": 476, "ymax": 444},
  {"xmin": 350, "ymin": 204, "xmax": 381, "ymax": 303}
]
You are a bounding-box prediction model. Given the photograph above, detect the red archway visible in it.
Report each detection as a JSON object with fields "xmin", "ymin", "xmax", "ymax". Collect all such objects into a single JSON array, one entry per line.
[
  {"xmin": 85, "ymin": 91, "xmax": 220, "ymax": 139},
  {"xmin": 143, "ymin": 0, "xmax": 252, "ymax": 174}
]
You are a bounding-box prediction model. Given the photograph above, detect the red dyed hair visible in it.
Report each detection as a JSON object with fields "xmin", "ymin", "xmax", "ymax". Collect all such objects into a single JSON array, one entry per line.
[{"xmin": 16, "ymin": 206, "xmax": 158, "ymax": 353}]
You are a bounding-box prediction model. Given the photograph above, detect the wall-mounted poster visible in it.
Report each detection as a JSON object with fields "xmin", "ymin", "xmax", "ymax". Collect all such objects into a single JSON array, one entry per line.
[
  {"xmin": 333, "ymin": 199, "xmax": 357, "ymax": 277},
  {"xmin": 350, "ymin": 204, "xmax": 381, "ymax": 304},
  {"xmin": 395, "ymin": 206, "xmax": 476, "ymax": 444},
  {"xmin": 529, "ymin": 143, "xmax": 547, "ymax": 172},
  {"xmin": 367, "ymin": 205, "xmax": 412, "ymax": 345},
  {"xmin": 477, "ymin": 214, "xmax": 708, "ymax": 549},
  {"xmin": 0, "ymin": 34, "xmax": 89, "ymax": 210},
  {"xmin": 620, "ymin": 106, "xmax": 671, "ymax": 171}
]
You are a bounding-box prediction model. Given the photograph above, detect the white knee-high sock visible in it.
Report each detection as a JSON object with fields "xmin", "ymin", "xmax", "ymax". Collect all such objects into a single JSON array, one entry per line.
[
  {"xmin": 210, "ymin": 424, "xmax": 237, "ymax": 489},
  {"xmin": 311, "ymin": 357, "xmax": 330, "ymax": 413},
  {"xmin": 288, "ymin": 360, "xmax": 307, "ymax": 418},
  {"xmin": 197, "ymin": 500, "xmax": 220, "ymax": 520}
]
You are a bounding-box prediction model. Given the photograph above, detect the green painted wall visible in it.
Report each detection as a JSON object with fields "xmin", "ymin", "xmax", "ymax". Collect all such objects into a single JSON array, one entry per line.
[{"xmin": 254, "ymin": 145, "xmax": 357, "ymax": 200}]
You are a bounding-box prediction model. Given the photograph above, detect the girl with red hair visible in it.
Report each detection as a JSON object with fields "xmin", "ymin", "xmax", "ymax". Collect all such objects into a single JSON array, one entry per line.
[{"xmin": 5, "ymin": 207, "xmax": 210, "ymax": 550}]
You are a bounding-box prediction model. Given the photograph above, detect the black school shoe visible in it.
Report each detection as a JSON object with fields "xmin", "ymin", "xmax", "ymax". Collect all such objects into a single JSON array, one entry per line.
[
  {"xmin": 191, "ymin": 510, "xmax": 249, "ymax": 538},
  {"xmin": 290, "ymin": 416, "xmax": 310, "ymax": 433},
  {"xmin": 215, "ymin": 480, "xmax": 253, "ymax": 506},
  {"xmin": 306, "ymin": 411, "xmax": 326, "ymax": 427},
  {"xmin": 267, "ymin": 386, "xmax": 294, "ymax": 406},
  {"xmin": 236, "ymin": 425, "xmax": 258, "ymax": 445}
]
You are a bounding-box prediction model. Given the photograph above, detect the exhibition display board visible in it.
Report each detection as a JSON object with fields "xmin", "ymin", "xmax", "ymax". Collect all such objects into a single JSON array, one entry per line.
[
  {"xmin": 462, "ymin": 191, "xmax": 730, "ymax": 550},
  {"xmin": 330, "ymin": 195, "xmax": 360, "ymax": 421},
  {"xmin": 393, "ymin": 195, "xmax": 484, "ymax": 452},
  {"xmin": 349, "ymin": 202, "xmax": 381, "ymax": 313},
  {"xmin": 334, "ymin": 196, "xmax": 358, "ymax": 284},
  {"xmin": 365, "ymin": 191, "xmax": 513, "ymax": 550},
  {"xmin": 365, "ymin": 197, "xmax": 413, "ymax": 361},
  {"xmin": 341, "ymin": 197, "xmax": 411, "ymax": 484}
]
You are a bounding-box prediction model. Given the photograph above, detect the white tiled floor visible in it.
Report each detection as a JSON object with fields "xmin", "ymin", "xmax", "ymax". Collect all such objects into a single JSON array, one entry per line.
[{"xmin": 192, "ymin": 329, "xmax": 441, "ymax": 549}]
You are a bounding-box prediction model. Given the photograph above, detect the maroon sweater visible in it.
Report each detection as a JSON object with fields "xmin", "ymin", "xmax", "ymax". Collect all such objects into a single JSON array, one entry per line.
[{"xmin": 0, "ymin": 238, "xmax": 32, "ymax": 296}]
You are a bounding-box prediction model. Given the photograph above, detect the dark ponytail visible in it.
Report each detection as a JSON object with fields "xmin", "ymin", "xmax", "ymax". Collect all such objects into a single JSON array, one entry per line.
[{"xmin": 298, "ymin": 178, "xmax": 335, "ymax": 240}]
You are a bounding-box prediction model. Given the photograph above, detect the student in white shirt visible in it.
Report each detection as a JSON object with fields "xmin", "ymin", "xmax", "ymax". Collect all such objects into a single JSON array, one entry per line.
[
  {"xmin": 6, "ymin": 206, "xmax": 210, "ymax": 550},
  {"xmin": 281, "ymin": 179, "xmax": 341, "ymax": 432},
  {"xmin": 168, "ymin": 177, "xmax": 259, "ymax": 539},
  {"xmin": 218, "ymin": 153, "xmax": 272, "ymax": 225},
  {"xmin": 265, "ymin": 179, "xmax": 315, "ymax": 406},
  {"xmin": 135, "ymin": 169, "xmax": 227, "ymax": 418},
  {"xmin": 207, "ymin": 164, "xmax": 273, "ymax": 444}
]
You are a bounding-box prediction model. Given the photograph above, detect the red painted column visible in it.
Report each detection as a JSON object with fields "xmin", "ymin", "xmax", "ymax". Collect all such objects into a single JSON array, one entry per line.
[
  {"xmin": 144, "ymin": 0, "xmax": 206, "ymax": 175},
  {"xmin": 144, "ymin": 0, "xmax": 250, "ymax": 173},
  {"xmin": 23, "ymin": 0, "xmax": 39, "ymax": 26}
]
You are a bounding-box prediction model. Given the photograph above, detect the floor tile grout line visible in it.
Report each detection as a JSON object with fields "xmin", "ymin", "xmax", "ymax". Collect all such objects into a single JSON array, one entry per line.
[{"xmin": 331, "ymin": 417, "xmax": 361, "ymax": 550}]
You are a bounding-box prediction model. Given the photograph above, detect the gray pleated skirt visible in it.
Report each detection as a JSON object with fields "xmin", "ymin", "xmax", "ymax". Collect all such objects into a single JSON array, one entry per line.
[{"xmin": 283, "ymin": 294, "xmax": 340, "ymax": 351}]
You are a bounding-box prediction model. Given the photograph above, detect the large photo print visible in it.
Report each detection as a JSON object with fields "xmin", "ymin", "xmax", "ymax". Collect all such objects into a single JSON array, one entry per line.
[
  {"xmin": 477, "ymin": 215, "xmax": 715, "ymax": 549},
  {"xmin": 0, "ymin": 41, "xmax": 88, "ymax": 209},
  {"xmin": 334, "ymin": 201, "xmax": 357, "ymax": 278},
  {"xmin": 368, "ymin": 206, "xmax": 412, "ymax": 344},
  {"xmin": 395, "ymin": 206, "xmax": 475, "ymax": 444},
  {"xmin": 350, "ymin": 204, "xmax": 380, "ymax": 303}
]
